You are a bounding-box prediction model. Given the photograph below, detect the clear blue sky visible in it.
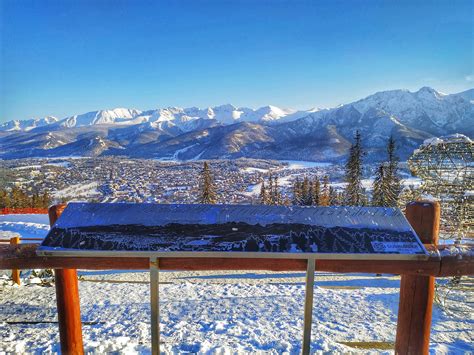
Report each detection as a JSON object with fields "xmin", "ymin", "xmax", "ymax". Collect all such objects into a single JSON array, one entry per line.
[{"xmin": 1, "ymin": 0, "xmax": 473, "ymax": 122}]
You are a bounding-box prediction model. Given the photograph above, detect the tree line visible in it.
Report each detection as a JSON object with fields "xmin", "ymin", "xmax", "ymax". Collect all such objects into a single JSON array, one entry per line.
[
  {"xmin": 0, "ymin": 186, "xmax": 51, "ymax": 209},
  {"xmin": 197, "ymin": 131, "xmax": 403, "ymax": 207}
]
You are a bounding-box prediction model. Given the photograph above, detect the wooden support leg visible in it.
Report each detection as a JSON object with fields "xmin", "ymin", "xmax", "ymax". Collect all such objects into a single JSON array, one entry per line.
[
  {"xmin": 395, "ymin": 201, "xmax": 440, "ymax": 355},
  {"xmin": 10, "ymin": 236, "xmax": 20, "ymax": 285},
  {"xmin": 49, "ymin": 204, "xmax": 84, "ymax": 355},
  {"xmin": 55, "ymin": 268, "xmax": 84, "ymax": 354}
]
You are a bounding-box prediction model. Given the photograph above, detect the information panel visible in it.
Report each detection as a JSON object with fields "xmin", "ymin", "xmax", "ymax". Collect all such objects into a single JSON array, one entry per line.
[{"xmin": 37, "ymin": 203, "xmax": 427, "ymax": 259}]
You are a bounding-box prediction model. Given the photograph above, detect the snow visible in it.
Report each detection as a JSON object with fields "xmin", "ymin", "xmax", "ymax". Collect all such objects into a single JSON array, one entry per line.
[
  {"xmin": 421, "ymin": 134, "xmax": 472, "ymax": 147},
  {"xmin": 244, "ymin": 160, "xmax": 333, "ymax": 195},
  {"xmin": 0, "ymin": 215, "xmax": 472, "ymax": 353},
  {"xmin": 1, "ymin": 270, "xmax": 472, "ymax": 353},
  {"xmin": 2, "ymin": 104, "xmax": 308, "ymax": 133},
  {"xmin": 51, "ymin": 182, "xmax": 100, "ymax": 200},
  {"xmin": 281, "ymin": 160, "xmax": 333, "ymax": 169}
]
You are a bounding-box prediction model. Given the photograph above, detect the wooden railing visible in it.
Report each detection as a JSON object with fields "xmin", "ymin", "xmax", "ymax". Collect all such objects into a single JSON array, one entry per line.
[
  {"xmin": 0, "ymin": 202, "xmax": 473, "ymax": 355},
  {"xmin": 0, "ymin": 208, "xmax": 49, "ymax": 215},
  {"xmin": 0, "ymin": 236, "xmax": 44, "ymax": 285}
]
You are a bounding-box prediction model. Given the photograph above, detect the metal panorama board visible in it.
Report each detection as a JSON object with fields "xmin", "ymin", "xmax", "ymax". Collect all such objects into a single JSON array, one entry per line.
[{"xmin": 37, "ymin": 203, "xmax": 428, "ymax": 260}]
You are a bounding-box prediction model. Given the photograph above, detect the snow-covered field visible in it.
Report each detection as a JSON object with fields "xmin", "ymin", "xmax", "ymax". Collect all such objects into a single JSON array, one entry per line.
[{"xmin": 0, "ymin": 215, "xmax": 472, "ymax": 353}]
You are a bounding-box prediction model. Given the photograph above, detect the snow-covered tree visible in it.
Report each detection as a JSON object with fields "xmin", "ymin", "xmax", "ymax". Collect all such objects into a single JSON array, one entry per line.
[
  {"xmin": 292, "ymin": 178, "xmax": 302, "ymax": 205},
  {"xmin": 259, "ymin": 179, "xmax": 269, "ymax": 205},
  {"xmin": 320, "ymin": 175, "xmax": 330, "ymax": 206},
  {"xmin": 372, "ymin": 136, "xmax": 401, "ymax": 207},
  {"xmin": 372, "ymin": 164, "xmax": 386, "ymax": 206},
  {"xmin": 198, "ymin": 161, "xmax": 217, "ymax": 204},
  {"xmin": 345, "ymin": 130, "xmax": 365, "ymax": 206},
  {"xmin": 312, "ymin": 177, "xmax": 321, "ymax": 206}
]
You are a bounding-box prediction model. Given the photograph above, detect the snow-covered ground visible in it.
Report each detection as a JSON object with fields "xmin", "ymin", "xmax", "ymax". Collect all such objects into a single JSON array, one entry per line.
[
  {"xmin": 51, "ymin": 182, "xmax": 100, "ymax": 200},
  {"xmin": 280, "ymin": 160, "xmax": 333, "ymax": 169},
  {"xmin": 0, "ymin": 215, "xmax": 472, "ymax": 353},
  {"xmin": 1, "ymin": 270, "xmax": 472, "ymax": 353}
]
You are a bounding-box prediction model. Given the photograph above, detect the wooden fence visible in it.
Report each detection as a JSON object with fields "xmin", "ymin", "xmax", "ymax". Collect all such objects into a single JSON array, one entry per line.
[
  {"xmin": 0, "ymin": 236, "xmax": 44, "ymax": 285},
  {"xmin": 0, "ymin": 208, "xmax": 49, "ymax": 215},
  {"xmin": 0, "ymin": 202, "xmax": 473, "ymax": 355}
]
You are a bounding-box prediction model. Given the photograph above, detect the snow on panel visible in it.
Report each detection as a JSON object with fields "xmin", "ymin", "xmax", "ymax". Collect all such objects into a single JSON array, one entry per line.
[{"xmin": 39, "ymin": 203, "xmax": 426, "ymax": 255}]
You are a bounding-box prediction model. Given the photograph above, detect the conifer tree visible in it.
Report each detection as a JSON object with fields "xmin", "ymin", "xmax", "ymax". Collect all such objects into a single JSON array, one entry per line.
[
  {"xmin": 0, "ymin": 189, "xmax": 10, "ymax": 209},
  {"xmin": 31, "ymin": 192, "xmax": 40, "ymax": 208},
  {"xmin": 273, "ymin": 176, "xmax": 282, "ymax": 205},
  {"xmin": 372, "ymin": 164, "xmax": 386, "ymax": 206},
  {"xmin": 259, "ymin": 179, "xmax": 268, "ymax": 205},
  {"xmin": 268, "ymin": 174, "xmax": 274, "ymax": 204},
  {"xmin": 292, "ymin": 178, "xmax": 302, "ymax": 205},
  {"xmin": 345, "ymin": 130, "xmax": 365, "ymax": 205},
  {"xmin": 40, "ymin": 190, "xmax": 51, "ymax": 209},
  {"xmin": 372, "ymin": 136, "xmax": 402, "ymax": 207},
  {"xmin": 385, "ymin": 136, "xmax": 401, "ymax": 206},
  {"xmin": 198, "ymin": 162, "xmax": 217, "ymax": 204},
  {"xmin": 320, "ymin": 175, "xmax": 330, "ymax": 206},
  {"xmin": 311, "ymin": 178, "xmax": 320, "ymax": 206},
  {"xmin": 301, "ymin": 176, "xmax": 311, "ymax": 206},
  {"xmin": 329, "ymin": 186, "xmax": 338, "ymax": 206}
]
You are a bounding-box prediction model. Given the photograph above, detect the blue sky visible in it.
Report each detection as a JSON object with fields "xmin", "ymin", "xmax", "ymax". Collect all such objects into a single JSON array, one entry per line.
[{"xmin": 1, "ymin": 0, "xmax": 473, "ymax": 122}]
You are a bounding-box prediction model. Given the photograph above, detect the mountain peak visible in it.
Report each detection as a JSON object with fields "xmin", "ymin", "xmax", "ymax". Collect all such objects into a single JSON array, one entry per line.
[{"xmin": 416, "ymin": 86, "xmax": 446, "ymax": 98}]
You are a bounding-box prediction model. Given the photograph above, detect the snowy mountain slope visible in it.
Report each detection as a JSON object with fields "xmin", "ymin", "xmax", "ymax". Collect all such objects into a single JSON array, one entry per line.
[
  {"xmin": 57, "ymin": 108, "xmax": 143, "ymax": 128},
  {"xmin": 350, "ymin": 87, "xmax": 473, "ymax": 135},
  {"xmin": 453, "ymin": 88, "xmax": 474, "ymax": 103},
  {"xmin": 0, "ymin": 87, "xmax": 472, "ymax": 161},
  {"xmin": 0, "ymin": 116, "xmax": 58, "ymax": 132},
  {"xmin": 8, "ymin": 105, "xmax": 300, "ymax": 133}
]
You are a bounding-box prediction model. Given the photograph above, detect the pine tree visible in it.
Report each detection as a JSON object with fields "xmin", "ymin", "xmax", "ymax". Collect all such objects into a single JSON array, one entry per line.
[
  {"xmin": 320, "ymin": 175, "xmax": 330, "ymax": 206},
  {"xmin": 385, "ymin": 136, "xmax": 401, "ymax": 207},
  {"xmin": 11, "ymin": 186, "xmax": 27, "ymax": 208},
  {"xmin": 329, "ymin": 186, "xmax": 338, "ymax": 206},
  {"xmin": 301, "ymin": 177, "xmax": 311, "ymax": 206},
  {"xmin": 259, "ymin": 179, "xmax": 268, "ymax": 205},
  {"xmin": 268, "ymin": 174, "xmax": 274, "ymax": 204},
  {"xmin": 345, "ymin": 130, "xmax": 365, "ymax": 206},
  {"xmin": 198, "ymin": 162, "xmax": 217, "ymax": 204},
  {"xmin": 372, "ymin": 136, "xmax": 402, "ymax": 207},
  {"xmin": 31, "ymin": 192, "xmax": 40, "ymax": 208},
  {"xmin": 311, "ymin": 178, "xmax": 320, "ymax": 206},
  {"xmin": 292, "ymin": 178, "xmax": 302, "ymax": 205},
  {"xmin": 40, "ymin": 190, "xmax": 51, "ymax": 209},
  {"xmin": 372, "ymin": 164, "xmax": 386, "ymax": 206},
  {"xmin": 273, "ymin": 176, "xmax": 282, "ymax": 205},
  {"xmin": 0, "ymin": 189, "xmax": 10, "ymax": 209}
]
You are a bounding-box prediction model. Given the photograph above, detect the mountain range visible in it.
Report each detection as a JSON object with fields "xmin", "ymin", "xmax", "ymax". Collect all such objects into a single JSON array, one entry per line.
[{"xmin": 1, "ymin": 87, "xmax": 472, "ymax": 161}]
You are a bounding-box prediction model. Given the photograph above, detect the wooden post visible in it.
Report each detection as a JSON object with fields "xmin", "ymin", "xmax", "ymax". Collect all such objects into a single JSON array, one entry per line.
[
  {"xmin": 10, "ymin": 236, "xmax": 21, "ymax": 285},
  {"xmin": 395, "ymin": 201, "xmax": 440, "ymax": 355},
  {"xmin": 49, "ymin": 204, "xmax": 84, "ymax": 355}
]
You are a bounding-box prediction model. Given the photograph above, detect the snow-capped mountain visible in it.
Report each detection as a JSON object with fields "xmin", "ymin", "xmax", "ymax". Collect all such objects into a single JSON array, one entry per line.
[
  {"xmin": 454, "ymin": 88, "xmax": 474, "ymax": 103},
  {"xmin": 36, "ymin": 105, "xmax": 299, "ymax": 132},
  {"xmin": 0, "ymin": 116, "xmax": 59, "ymax": 131},
  {"xmin": 0, "ymin": 87, "xmax": 472, "ymax": 161},
  {"xmin": 57, "ymin": 108, "xmax": 143, "ymax": 128}
]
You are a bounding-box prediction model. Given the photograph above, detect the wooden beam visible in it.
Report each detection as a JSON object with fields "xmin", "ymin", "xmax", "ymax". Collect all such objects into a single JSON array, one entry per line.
[
  {"xmin": 1, "ymin": 243, "xmax": 472, "ymax": 276},
  {"xmin": 49, "ymin": 205, "xmax": 84, "ymax": 355},
  {"xmin": 396, "ymin": 201, "xmax": 440, "ymax": 355}
]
